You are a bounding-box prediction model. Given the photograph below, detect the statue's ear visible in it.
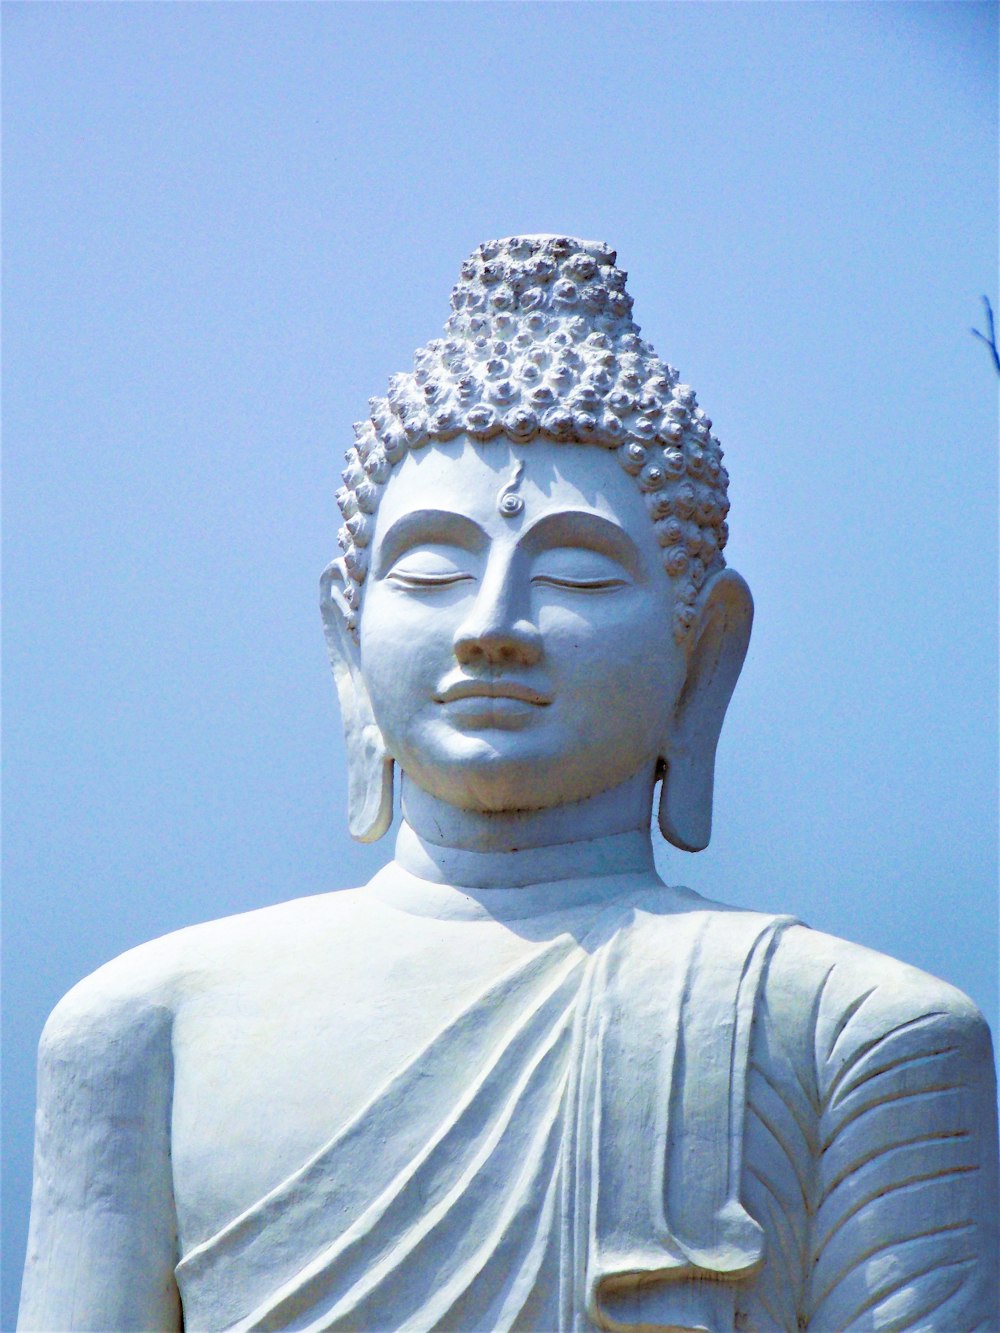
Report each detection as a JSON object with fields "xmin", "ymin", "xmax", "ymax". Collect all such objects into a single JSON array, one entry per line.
[
  {"xmin": 658, "ymin": 568, "xmax": 753, "ymax": 852},
  {"xmin": 319, "ymin": 560, "xmax": 393, "ymax": 842}
]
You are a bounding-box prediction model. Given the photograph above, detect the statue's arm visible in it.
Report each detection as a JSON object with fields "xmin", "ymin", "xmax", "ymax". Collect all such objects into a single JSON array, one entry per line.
[
  {"xmin": 806, "ymin": 954, "xmax": 1000, "ymax": 1330},
  {"xmin": 18, "ymin": 971, "xmax": 181, "ymax": 1333}
]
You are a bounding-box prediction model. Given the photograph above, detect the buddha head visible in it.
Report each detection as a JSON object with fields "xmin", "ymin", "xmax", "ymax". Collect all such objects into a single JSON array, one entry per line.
[{"xmin": 321, "ymin": 236, "xmax": 753, "ymax": 852}]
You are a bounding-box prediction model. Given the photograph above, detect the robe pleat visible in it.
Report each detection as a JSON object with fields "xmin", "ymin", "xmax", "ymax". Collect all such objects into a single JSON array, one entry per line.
[{"xmin": 175, "ymin": 892, "xmax": 793, "ymax": 1333}]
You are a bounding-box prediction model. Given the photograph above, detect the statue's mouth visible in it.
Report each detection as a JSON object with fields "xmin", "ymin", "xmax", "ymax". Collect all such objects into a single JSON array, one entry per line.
[{"xmin": 435, "ymin": 678, "xmax": 552, "ymax": 707}]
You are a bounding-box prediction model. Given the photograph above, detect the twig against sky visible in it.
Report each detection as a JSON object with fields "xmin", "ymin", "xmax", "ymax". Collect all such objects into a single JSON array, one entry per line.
[{"xmin": 971, "ymin": 295, "xmax": 1000, "ymax": 375}]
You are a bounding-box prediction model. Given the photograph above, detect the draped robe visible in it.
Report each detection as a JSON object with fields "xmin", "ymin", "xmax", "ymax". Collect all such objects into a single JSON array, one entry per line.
[{"xmin": 173, "ymin": 880, "xmax": 998, "ymax": 1333}]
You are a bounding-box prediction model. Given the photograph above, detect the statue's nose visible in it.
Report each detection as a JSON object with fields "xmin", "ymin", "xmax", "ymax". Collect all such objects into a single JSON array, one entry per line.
[
  {"xmin": 452, "ymin": 574, "xmax": 542, "ymax": 668},
  {"xmin": 453, "ymin": 620, "xmax": 543, "ymax": 668}
]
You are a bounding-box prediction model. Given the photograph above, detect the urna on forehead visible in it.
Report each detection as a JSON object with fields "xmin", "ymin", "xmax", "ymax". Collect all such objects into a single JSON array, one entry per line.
[{"xmin": 334, "ymin": 235, "xmax": 731, "ymax": 641}]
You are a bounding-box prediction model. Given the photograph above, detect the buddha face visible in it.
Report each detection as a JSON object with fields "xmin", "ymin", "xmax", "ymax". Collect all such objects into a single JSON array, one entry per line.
[{"xmin": 358, "ymin": 434, "xmax": 687, "ymax": 814}]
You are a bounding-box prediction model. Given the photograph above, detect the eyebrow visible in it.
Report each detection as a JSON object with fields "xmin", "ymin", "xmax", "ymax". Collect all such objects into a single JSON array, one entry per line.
[
  {"xmin": 372, "ymin": 509, "xmax": 487, "ymax": 577},
  {"xmin": 521, "ymin": 509, "xmax": 643, "ymax": 578}
]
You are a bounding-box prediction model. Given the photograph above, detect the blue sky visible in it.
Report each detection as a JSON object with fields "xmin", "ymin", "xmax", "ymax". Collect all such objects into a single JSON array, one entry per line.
[{"xmin": 3, "ymin": 3, "xmax": 997, "ymax": 1322}]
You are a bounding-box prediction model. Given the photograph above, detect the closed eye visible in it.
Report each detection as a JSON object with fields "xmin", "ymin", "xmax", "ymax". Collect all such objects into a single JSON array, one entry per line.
[
  {"xmin": 532, "ymin": 575, "xmax": 630, "ymax": 591},
  {"xmin": 529, "ymin": 543, "xmax": 633, "ymax": 590},
  {"xmin": 383, "ymin": 543, "xmax": 478, "ymax": 590},
  {"xmin": 386, "ymin": 570, "xmax": 474, "ymax": 589}
]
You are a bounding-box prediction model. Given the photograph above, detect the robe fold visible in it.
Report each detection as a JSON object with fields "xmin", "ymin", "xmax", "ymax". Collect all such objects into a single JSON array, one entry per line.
[
  {"xmin": 22, "ymin": 866, "xmax": 997, "ymax": 1332},
  {"xmin": 175, "ymin": 892, "xmax": 794, "ymax": 1333}
]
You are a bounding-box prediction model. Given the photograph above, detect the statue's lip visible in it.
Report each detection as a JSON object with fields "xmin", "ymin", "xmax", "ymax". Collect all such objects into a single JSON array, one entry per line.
[{"xmin": 435, "ymin": 679, "xmax": 551, "ymax": 706}]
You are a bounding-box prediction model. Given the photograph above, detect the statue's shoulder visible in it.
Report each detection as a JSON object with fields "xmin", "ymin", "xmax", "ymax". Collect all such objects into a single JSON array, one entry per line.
[
  {"xmin": 768, "ymin": 918, "xmax": 986, "ymax": 1025},
  {"xmin": 757, "ymin": 920, "xmax": 994, "ymax": 1093},
  {"xmin": 613, "ymin": 889, "xmax": 987, "ymax": 1048},
  {"xmin": 748, "ymin": 919, "xmax": 998, "ymax": 1332},
  {"xmin": 40, "ymin": 886, "xmax": 372, "ymax": 1058}
]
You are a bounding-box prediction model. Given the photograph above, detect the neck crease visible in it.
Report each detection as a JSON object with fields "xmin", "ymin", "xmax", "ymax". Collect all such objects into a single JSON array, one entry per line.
[{"xmin": 394, "ymin": 820, "xmax": 655, "ymax": 891}]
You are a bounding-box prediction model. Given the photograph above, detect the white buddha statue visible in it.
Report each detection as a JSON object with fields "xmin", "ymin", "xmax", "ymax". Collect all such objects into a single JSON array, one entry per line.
[{"xmin": 19, "ymin": 236, "xmax": 998, "ymax": 1333}]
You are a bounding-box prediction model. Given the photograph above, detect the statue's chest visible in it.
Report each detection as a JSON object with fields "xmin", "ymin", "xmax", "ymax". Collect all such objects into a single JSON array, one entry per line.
[{"xmin": 168, "ymin": 912, "xmax": 536, "ymax": 1255}]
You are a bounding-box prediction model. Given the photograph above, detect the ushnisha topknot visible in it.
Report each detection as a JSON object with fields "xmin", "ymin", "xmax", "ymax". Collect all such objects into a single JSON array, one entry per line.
[{"xmin": 335, "ymin": 235, "xmax": 730, "ymax": 640}]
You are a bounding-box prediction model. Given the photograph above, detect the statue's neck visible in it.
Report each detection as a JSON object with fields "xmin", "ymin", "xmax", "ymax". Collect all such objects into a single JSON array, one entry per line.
[{"xmin": 395, "ymin": 770, "xmax": 657, "ymax": 891}]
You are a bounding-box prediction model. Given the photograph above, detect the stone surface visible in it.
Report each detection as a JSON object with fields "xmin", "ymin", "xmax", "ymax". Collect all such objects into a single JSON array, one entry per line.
[{"xmin": 19, "ymin": 237, "xmax": 999, "ymax": 1332}]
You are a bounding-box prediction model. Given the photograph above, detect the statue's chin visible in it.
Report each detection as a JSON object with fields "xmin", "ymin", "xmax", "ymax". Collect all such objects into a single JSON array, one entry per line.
[
  {"xmin": 396, "ymin": 738, "xmax": 655, "ymax": 819},
  {"xmin": 401, "ymin": 753, "xmax": 572, "ymax": 815}
]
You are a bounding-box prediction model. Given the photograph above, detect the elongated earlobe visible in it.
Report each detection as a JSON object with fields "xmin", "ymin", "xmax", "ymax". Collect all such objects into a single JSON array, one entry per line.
[
  {"xmin": 659, "ymin": 569, "xmax": 753, "ymax": 852},
  {"xmin": 319, "ymin": 560, "xmax": 393, "ymax": 842}
]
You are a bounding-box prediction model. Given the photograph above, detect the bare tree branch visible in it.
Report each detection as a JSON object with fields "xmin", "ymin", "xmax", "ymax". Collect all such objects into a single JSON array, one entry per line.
[{"xmin": 971, "ymin": 295, "xmax": 1000, "ymax": 375}]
